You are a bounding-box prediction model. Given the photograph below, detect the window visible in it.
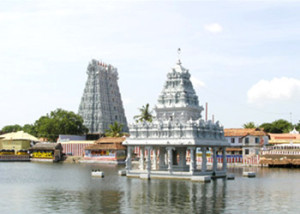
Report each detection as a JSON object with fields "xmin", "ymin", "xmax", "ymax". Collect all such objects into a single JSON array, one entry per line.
[
  {"xmin": 115, "ymin": 115, "xmax": 118, "ymax": 120},
  {"xmin": 245, "ymin": 149, "xmax": 249, "ymax": 155},
  {"xmin": 245, "ymin": 137, "xmax": 249, "ymax": 144},
  {"xmin": 255, "ymin": 137, "xmax": 260, "ymax": 144},
  {"xmin": 231, "ymin": 138, "xmax": 235, "ymax": 143},
  {"xmin": 239, "ymin": 138, "xmax": 242, "ymax": 143}
]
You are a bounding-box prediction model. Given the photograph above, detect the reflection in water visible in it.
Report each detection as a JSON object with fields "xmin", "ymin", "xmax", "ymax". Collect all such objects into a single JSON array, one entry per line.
[
  {"xmin": 1, "ymin": 163, "xmax": 300, "ymax": 213},
  {"xmin": 37, "ymin": 189, "xmax": 123, "ymax": 214},
  {"xmin": 123, "ymin": 178, "xmax": 228, "ymax": 214}
]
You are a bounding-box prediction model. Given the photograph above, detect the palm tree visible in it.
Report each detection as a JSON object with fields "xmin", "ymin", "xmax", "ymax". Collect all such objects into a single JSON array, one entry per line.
[
  {"xmin": 133, "ymin": 103, "xmax": 153, "ymax": 123},
  {"xmin": 243, "ymin": 122, "xmax": 257, "ymax": 129},
  {"xmin": 105, "ymin": 122, "xmax": 124, "ymax": 137}
]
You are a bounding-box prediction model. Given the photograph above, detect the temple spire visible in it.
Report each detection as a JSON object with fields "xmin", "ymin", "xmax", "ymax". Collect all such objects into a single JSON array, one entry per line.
[{"xmin": 177, "ymin": 48, "xmax": 181, "ymax": 64}]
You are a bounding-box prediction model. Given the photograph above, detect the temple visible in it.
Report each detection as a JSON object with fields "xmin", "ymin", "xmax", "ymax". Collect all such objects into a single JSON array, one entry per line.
[
  {"xmin": 78, "ymin": 59, "xmax": 128, "ymax": 134},
  {"xmin": 123, "ymin": 57, "xmax": 229, "ymax": 181}
]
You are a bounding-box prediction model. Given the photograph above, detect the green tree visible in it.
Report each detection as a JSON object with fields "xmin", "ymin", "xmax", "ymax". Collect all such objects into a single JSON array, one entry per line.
[
  {"xmin": 272, "ymin": 119, "xmax": 292, "ymax": 133},
  {"xmin": 1, "ymin": 124, "xmax": 22, "ymax": 133},
  {"xmin": 259, "ymin": 123, "xmax": 273, "ymax": 133},
  {"xmin": 34, "ymin": 109, "xmax": 88, "ymax": 141},
  {"xmin": 22, "ymin": 124, "xmax": 37, "ymax": 136},
  {"xmin": 105, "ymin": 122, "xmax": 125, "ymax": 137},
  {"xmin": 243, "ymin": 122, "xmax": 257, "ymax": 129},
  {"xmin": 133, "ymin": 103, "xmax": 153, "ymax": 123},
  {"xmin": 295, "ymin": 122, "xmax": 300, "ymax": 132},
  {"xmin": 260, "ymin": 119, "xmax": 292, "ymax": 133}
]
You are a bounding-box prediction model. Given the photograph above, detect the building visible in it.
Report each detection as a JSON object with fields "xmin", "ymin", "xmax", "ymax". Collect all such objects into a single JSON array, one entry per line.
[
  {"xmin": 29, "ymin": 143, "xmax": 63, "ymax": 162},
  {"xmin": 78, "ymin": 59, "xmax": 128, "ymax": 134},
  {"xmin": 123, "ymin": 58, "xmax": 229, "ymax": 180},
  {"xmin": 225, "ymin": 128, "xmax": 268, "ymax": 155},
  {"xmin": 58, "ymin": 135, "xmax": 86, "ymax": 142},
  {"xmin": 224, "ymin": 129, "xmax": 243, "ymax": 161},
  {"xmin": 268, "ymin": 128, "xmax": 300, "ymax": 145},
  {"xmin": 83, "ymin": 137, "xmax": 126, "ymax": 164},
  {"xmin": 260, "ymin": 144, "xmax": 300, "ymax": 167},
  {"xmin": 260, "ymin": 128, "xmax": 300, "ymax": 167},
  {"xmin": 57, "ymin": 134, "xmax": 95, "ymax": 156},
  {"xmin": 60, "ymin": 140, "xmax": 95, "ymax": 156},
  {"xmin": 0, "ymin": 131, "xmax": 38, "ymax": 154},
  {"xmin": 224, "ymin": 128, "xmax": 269, "ymax": 165}
]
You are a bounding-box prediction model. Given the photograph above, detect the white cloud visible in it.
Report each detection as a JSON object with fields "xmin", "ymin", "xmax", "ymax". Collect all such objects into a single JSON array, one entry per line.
[
  {"xmin": 247, "ymin": 77, "xmax": 300, "ymax": 104},
  {"xmin": 204, "ymin": 23, "xmax": 223, "ymax": 33},
  {"xmin": 191, "ymin": 77, "xmax": 205, "ymax": 89}
]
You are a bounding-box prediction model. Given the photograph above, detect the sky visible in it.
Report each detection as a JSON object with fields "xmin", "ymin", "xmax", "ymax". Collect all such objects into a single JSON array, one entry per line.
[{"xmin": 1, "ymin": 0, "xmax": 300, "ymax": 129}]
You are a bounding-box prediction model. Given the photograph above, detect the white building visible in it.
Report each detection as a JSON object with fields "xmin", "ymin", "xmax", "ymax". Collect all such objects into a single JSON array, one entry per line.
[
  {"xmin": 224, "ymin": 128, "xmax": 269, "ymax": 164},
  {"xmin": 123, "ymin": 58, "xmax": 229, "ymax": 181}
]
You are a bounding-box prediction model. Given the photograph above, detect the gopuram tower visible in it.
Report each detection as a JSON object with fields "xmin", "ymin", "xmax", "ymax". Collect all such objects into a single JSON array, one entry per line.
[{"xmin": 78, "ymin": 59, "xmax": 128, "ymax": 134}]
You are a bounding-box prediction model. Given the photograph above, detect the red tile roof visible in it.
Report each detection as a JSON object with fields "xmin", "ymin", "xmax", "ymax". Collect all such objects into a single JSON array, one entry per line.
[
  {"xmin": 95, "ymin": 137, "xmax": 126, "ymax": 144},
  {"xmin": 269, "ymin": 133, "xmax": 300, "ymax": 140},
  {"xmin": 85, "ymin": 137, "xmax": 127, "ymax": 150},
  {"xmin": 224, "ymin": 128, "xmax": 267, "ymax": 137}
]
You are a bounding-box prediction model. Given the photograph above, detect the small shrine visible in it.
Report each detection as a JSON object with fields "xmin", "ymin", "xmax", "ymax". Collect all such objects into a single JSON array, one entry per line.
[
  {"xmin": 83, "ymin": 137, "xmax": 126, "ymax": 164},
  {"xmin": 123, "ymin": 53, "xmax": 229, "ymax": 181},
  {"xmin": 30, "ymin": 143, "xmax": 63, "ymax": 162}
]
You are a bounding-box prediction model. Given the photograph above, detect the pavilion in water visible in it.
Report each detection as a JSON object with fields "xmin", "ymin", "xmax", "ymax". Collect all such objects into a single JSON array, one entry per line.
[{"xmin": 123, "ymin": 54, "xmax": 229, "ymax": 181}]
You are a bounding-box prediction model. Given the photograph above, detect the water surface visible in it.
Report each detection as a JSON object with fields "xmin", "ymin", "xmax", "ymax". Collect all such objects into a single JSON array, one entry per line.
[{"xmin": 0, "ymin": 162, "xmax": 299, "ymax": 213}]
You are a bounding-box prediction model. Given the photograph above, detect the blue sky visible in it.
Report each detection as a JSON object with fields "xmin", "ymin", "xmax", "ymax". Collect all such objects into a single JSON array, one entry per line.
[{"xmin": 1, "ymin": 0, "xmax": 300, "ymax": 129}]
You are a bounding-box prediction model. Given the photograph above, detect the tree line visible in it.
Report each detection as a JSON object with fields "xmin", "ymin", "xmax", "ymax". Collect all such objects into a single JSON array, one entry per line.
[
  {"xmin": 4, "ymin": 104, "xmax": 295, "ymax": 142},
  {"xmin": 0, "ymin": 103, "xmax": 155, "ymax": 140},
  {"xmin": 243, "ymin": 119, "xmax": 300, "ymax": 133},
  {"xmin": 0, "ymin": 109, "xmax": 88, "ymax": 142}
]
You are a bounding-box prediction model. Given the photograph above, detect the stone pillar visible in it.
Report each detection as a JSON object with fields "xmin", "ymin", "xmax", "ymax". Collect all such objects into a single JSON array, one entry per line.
[
  {"xmin": 146, "ymin": 146, "xmax": 152, "ymax": 175},
  {"xmin": 201, "ymin": 147, "xmax": 207, "ymax": 173},
  {"xmin": 178, "ymin": 148, "xmax": 187, "ymax": 167},
  {"xmin": 159, "ymin": 147, "xmax": 166, "ymax": 169},
  {"xmin": 222, "ymin": 147, "xmax": 227, "ymax": 171},
  {"xmin": 188, "ymin": 147, "xmax": 196, "ymax": 174},
  {"xmin": 139, "ymin": 146, "xmax": 145, "ymax": 170},
  {"xmin": 166, "ymin": 147, "xmax": 175, "ymax": 173},
  {"xmin": 152, "ymin": 147, "xmax": 157, "ymax": 170},
  {"xmin": 212, "ymin": 147, "xmax": 218, "ymax": 173},
  {"xmin": 126, "ymin": 146, "xmax": 132, "ymax": 170}
]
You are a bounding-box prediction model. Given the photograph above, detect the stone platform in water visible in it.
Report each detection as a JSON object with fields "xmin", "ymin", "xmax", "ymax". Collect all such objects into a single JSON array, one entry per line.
[
  {"xmin": 30, "ymin": 158, "xmax": 55, "ymax": 162},
  {"xmin": 0, "ymin": 155, "xmax": 30, "ymax": 161},
  {"xmin": 127, "ymin": 170, "xmax": 226, "ymax": 182},
  {"xmin": 243, "ymin": 172, "xmax": 256, "ymax": 177},
  {"xmin": 227, "ymin": 174, "xmax": 235, "ymax": 180},
  {"xmin": 191, "ymin": 176, "xmax": 211, "ymax": 182},
  {"xmin": 118, "ymin": 170, "xmax": 127, "ymax": 176},
  {"xmin": 91, "ymin": 170, "xmax": 104, "ymax": 177},
  {"xmin": 140, "ymin": 174, "xmax": 151, "ymax": 180},
  {"xmin": 79, "ymin": 160, "xmax": 125, "ymax": 165}
]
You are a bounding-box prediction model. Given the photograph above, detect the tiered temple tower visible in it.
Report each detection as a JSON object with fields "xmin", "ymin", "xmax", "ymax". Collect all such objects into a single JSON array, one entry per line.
[
  {"xmin": 78, "ymin": 59, "xmax": 128, "ymax": 134},
  {"xmin": 124, "ymin": 56, "xmax": 229, "ymax": 181},
  {"xmin": 155, "ymin": 59, "xmax": 204, "ymax": 121}
]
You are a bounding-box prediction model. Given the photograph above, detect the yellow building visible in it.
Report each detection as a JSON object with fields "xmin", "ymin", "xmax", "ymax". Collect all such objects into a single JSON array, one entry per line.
[
  {"xmin": 0, "ymin": 131, "xmax": 39, "ymax": 154},
  {"xmin": 269, "ymin": 133, "xmax": 300, "ymax": 145}
]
